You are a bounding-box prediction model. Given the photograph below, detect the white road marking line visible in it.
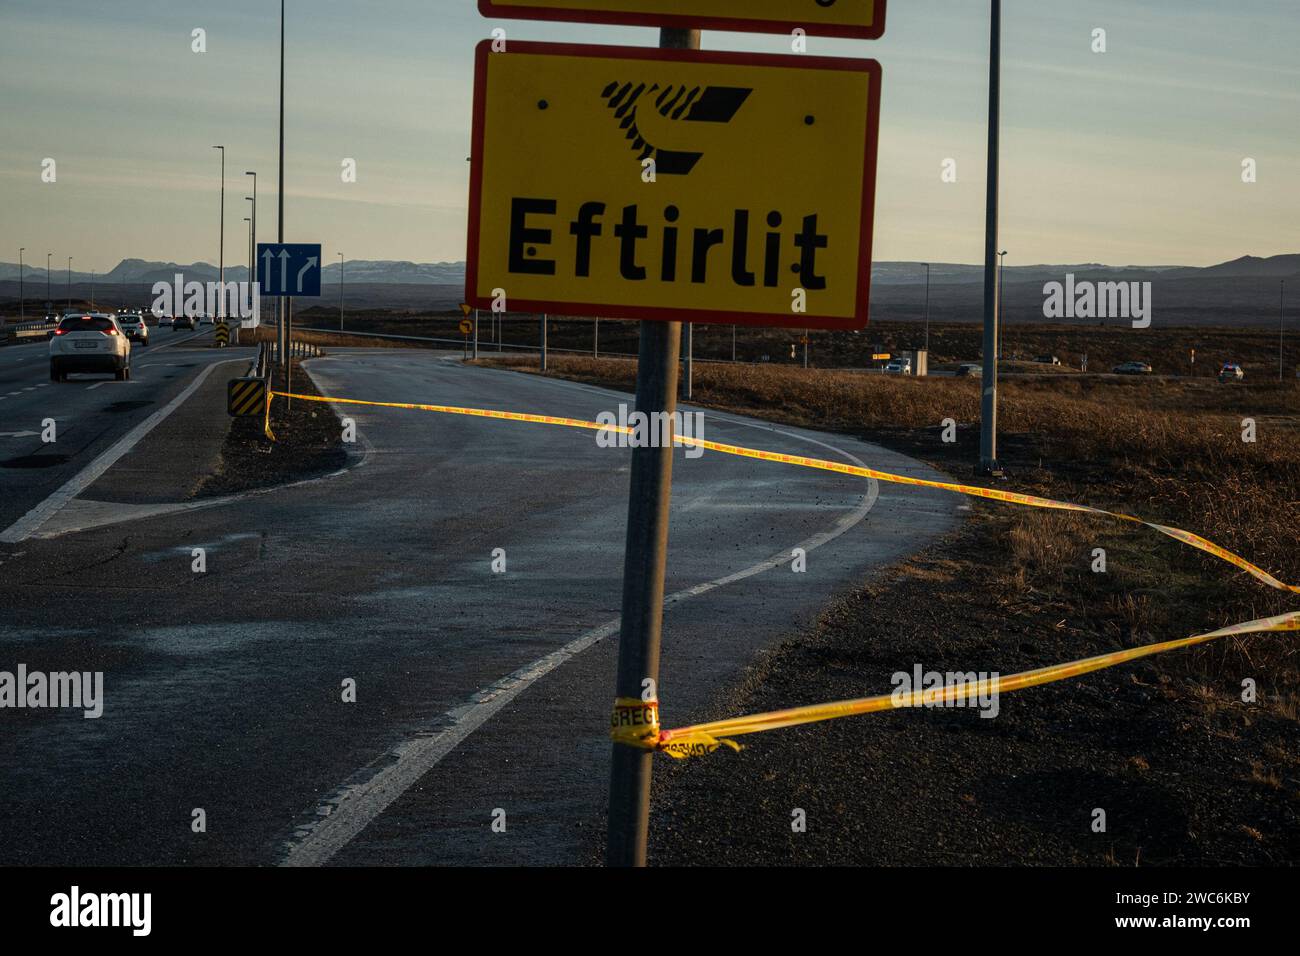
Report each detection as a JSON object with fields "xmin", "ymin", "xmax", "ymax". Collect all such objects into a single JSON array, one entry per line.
[
  {"xmin": 280, "ymin": 368, "xmax": 880, "ymax": 866},
  {"xmin": 0, "ymin": 358, "xmax": 245, "ymax": 544}
]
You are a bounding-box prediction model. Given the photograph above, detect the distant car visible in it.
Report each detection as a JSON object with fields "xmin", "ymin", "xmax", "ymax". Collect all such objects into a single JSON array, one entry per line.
[
  {"xmin": 199, "ymin": 314, "xmax": 214, "ymax": 325},
  {"xmin": 156, "ymin": 314, "xmax": 173, "ymax": 327},
  {"xmin": 1112, "ymin": 361, "xmax": 1153, "ymax": 375},
  {"xmin": 117, "ymin": 312, "xmax": 149, "ymax": 345},
  {"xmin": 173, "ymin": 315, "xmax": 195, "ymax": 330},
  {"xmin": 884, "ymin": 358, "xmax": 913, "ymax": 376},
  {"xmin": 1218, "ymin": 363, "xmax": 1244, "ymax": 383},
  {"xmin": 955, "ymin": 363, "xmax": 982, "ymax": 378},
  {"xmin": 1036, "ymin": 354, "xmax": 1061, "ymax": 366},
  {"xmin": 49, "ymin": 313, "xmax": 131, "ymax": 381}
]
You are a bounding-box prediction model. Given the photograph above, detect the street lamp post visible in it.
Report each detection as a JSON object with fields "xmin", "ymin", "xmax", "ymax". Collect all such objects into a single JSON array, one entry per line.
[
  {"xmin": 213, "ymin": 145, "xmax": 225, "ymax": 320},
  {"xmin": 244, "ymin": 217, "xmax": 252, "ymax": 314},
  {"xmin": 338, "ymin": 252, "xmax": 344, "ymax": 330},
  {"xmin": 923, "ymin": 262, "xmax": 931, "ymax": 353},
  {"xmin": 978, "ymin": 0, "xmax": 1003, "ymax": 476},
  {"xmin": 91, "ymin": 270, "xmax": 95, "ymax": 309},
  {"xmin": 278, "ymin": 0, "xmax": 289, "ymax": 372},
  {"xmin": 18, "ymin": 248, "xmax": 25, "ymax": 322},
  {"xmin": 66, "ymin": 257, "xmax": 72, "ymax": 311},
  {"xmin": 245, "ymin": 171, "xmax": 257, "ymax": 318},
  {"xmin": 997, "ymin": 250, "xmax": 1007, "ymax": 359},
  {"xmin": 46, "ymin": 252, "xmax": 51, "ymax": 311}
]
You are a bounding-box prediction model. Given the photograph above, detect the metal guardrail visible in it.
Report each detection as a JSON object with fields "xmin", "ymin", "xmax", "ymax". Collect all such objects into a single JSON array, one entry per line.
[
  {"xmin": 266, "ymin": 338, "xmax": 324, "ymax": 367},
  {"xmin": 0, "ymin": 318, "xmax": 58, "ymax": 345}
]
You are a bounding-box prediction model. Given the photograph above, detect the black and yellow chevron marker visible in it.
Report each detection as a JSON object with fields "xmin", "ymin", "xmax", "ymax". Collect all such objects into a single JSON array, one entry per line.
[
  {"xmin": 214, "ymin": 321, "xmax": 231, "ymax": 347},
  {"xmin": 227, "ymin": 376, "xmax": 266, "ymax": 417}
]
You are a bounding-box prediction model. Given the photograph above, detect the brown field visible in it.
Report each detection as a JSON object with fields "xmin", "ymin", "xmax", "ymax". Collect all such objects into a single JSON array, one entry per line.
[{"xmin": 476, "ymin": 353, "xmax": 1299, "ymax": 676}]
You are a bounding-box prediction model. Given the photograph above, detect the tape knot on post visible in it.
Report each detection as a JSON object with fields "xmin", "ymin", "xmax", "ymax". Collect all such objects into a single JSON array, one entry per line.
[{"xmin": 610, "ymin": 697, "xmax": 662, "ymax": 750}]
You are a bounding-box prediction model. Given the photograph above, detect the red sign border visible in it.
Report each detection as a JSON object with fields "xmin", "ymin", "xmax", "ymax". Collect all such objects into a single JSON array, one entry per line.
[
  {"xmin": 465, "ymin": 40, "xmax": 882, "ymax": 331},
  {"xmin": 478, "ymin": 0, "xmax": 887, "ymax": 41}
]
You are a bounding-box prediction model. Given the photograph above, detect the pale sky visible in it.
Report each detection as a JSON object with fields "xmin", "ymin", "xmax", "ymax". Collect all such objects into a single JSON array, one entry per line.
[{"xmin": 2, "ymin": 0, "xmax": 1297, "ymax": 274}]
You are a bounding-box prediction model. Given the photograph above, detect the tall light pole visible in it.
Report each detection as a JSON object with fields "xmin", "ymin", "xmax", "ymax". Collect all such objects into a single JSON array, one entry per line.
[
  {"xmin": 46, "ymin": 252, "xmax": 51, "ymax": 311},
  {"xmin": 66, "ymin": 257, "xmax": 72, "ymax": 311},
  {"xmin": 278, "ymin": 0, "xmax": 289, "ymax": 371},
  {"xmin": 18, "ymin": 248, "xmax": 25, "ymax": 322},
  {"xmin": 90, "ymin": 270, "xmax": 95, "ymax": 309},
  {"xmin": 244, "ymin": 217, "xmax": 252, "ymax": 312},
  {"xmin": 212, "ymin": 145, "xmax": 225, "ymax": 320},
  {"xmin": 338, "ymin": 252, "xmax": 344, "ymax": 330},
  {"xmin": 978, "ymin": 0, "xmax": 1003, "ymax": 476},
  {"xmin": 923, "ymin": 262, "xmax": 931, "ymax": 353},
  {"xmin": 245, "ymin": 171, "xmax": 257, "ymax": 318},
  {"xmin": 997, "ymin": 250, "xmax": 1007, "ymax": 359}
]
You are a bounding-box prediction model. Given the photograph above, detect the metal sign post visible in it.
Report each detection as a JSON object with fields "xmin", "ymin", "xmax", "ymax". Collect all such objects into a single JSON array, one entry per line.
[
  {"xmin": 606, "ymin": 26, "xmax": 694, "ymax": 869},
  {"xmin": 978, "ymin": 0, "xmax": 1003, "ymax": 476}
]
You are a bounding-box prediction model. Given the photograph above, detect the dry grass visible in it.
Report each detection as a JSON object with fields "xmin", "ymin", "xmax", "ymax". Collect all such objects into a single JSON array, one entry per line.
[{"xmin": 476, "ymin": 353, "xmax": 1300, "ymax": 681}]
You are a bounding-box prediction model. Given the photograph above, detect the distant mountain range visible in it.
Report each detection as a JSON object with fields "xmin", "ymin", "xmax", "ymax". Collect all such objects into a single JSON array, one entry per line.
[{"xmin": 1, "ymin": 254, "xmax": 1296, "ymax": 287}]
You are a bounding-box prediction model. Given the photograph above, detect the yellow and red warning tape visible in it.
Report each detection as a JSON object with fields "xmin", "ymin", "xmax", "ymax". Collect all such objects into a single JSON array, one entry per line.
[{"xmin": 269, "ymin": 389, "xmax": 1298, "ymax": 757}]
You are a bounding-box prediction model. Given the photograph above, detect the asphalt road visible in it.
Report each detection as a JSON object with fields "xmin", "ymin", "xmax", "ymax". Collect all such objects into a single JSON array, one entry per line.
[
  {"xmin": 0, "ymin": 347, "xmax": 962, "ymax": 865},
  {"xmin": 0, "ymin": 325, "xmax": 224, "ymax": 534}
]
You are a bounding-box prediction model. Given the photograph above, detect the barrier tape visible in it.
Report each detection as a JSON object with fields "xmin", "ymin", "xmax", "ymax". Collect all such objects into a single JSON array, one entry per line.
[
  {"xmin": 269, "ymin": 390, "xmax": 1298, "ymax": 596},
  {"xmin": 266, "ymin": 391, "xmax": 1298, "ymax": 757},
  {"xmin": 638, "ymin": 610, "xmax": 1300, "ymax": 757}
]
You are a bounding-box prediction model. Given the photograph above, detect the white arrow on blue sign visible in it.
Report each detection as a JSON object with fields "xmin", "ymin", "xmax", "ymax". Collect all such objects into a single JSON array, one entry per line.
[{"xmin": 256, "ymin": 243, "xmax": 322, "ymax": 297}]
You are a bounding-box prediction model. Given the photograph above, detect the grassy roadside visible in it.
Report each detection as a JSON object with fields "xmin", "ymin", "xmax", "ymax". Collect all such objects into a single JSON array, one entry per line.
[{"xmin": 472, "ymin": 354, "xmax": 1300, "ymax": 864}]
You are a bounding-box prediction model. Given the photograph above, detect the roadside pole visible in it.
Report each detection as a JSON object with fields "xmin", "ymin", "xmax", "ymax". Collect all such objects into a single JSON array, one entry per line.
[
  {"xmin": 473, "ymin": 309, "xmax": 479, "ymax": 360},
  {"xmin": 594, "ymin": 317, "xmax": 599, "ymax": 359},
  {"xmin": 540, "ymin": 313, "xmax": 548, "ymax": 371},
  {"xmin": 978, "ymin": 0, "xmax": 1003, "ymax": 475},
  {"xmin": 606, "ymin": 25, "xmax": 695, "ymax": 870},
  {"xmin": 682, "ymin": 323, "xmax": 693, "ymax": 399}
]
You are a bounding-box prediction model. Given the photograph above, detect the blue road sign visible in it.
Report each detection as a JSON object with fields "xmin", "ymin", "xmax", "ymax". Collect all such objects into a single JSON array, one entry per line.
[{"xmin": 257, "ymin": 243, "xmax": 322, "ymax": 297}]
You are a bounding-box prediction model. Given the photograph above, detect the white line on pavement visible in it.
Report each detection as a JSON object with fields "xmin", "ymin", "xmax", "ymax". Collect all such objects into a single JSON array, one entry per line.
[
  {"xmin": 279, "ymin": 378, "xmax": 879, "ymax": 867},
  {"xmin": 0, "ymin": 358, "xmax": 244, "ymax": 543}
]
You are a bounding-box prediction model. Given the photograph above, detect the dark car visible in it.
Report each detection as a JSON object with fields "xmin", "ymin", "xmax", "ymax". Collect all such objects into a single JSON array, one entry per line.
[
  {"xmin": 1112, "ymin": 361, "xmax": 1153, "ymax": 375},
  {"xmin": 173, "ymin": 315, "xmax": 195, "ymax": 330}
]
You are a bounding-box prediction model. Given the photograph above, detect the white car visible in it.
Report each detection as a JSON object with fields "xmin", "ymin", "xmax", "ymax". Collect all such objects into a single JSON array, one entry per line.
[
  {"xmin": 117, "ymin": 312, "xmax": 150, "ymax": 346},
  {"xmin": 884, "ymin": 358, "xmax": 913, "ymax": 375},
  {"xmin": 49, "ymin": 313, "xmax": 131, "ymax": 382}
]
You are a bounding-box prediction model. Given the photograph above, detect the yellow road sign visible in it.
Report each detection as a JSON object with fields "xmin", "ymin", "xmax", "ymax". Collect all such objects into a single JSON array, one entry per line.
[
  {"xmin": 459, "ymin": 302, "xmax": 472, "ymax": 316},
  {"xmin": 214, "ymin": 321, "xmax": 230, "ymax": 347},
  {"xmin": 459, "ymin": 318, "xmax": 473, "ymax": 335},
  {"xmin": 478, "ymin": 0, "xmax": 887, "ymax": 39},
  {"xmin": 467, "ymin": 42, "xmax": 881, "ymax": 331},
  {"xmin": 227, "ymin": 377, "xmax": 266, "ymax": 416}
]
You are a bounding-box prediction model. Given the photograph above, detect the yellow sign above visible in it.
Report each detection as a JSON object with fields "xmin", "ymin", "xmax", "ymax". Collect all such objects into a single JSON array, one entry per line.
[
  {"xmin": 478, "ymin": 0, "xmax": 886, "ymax": 39},
  {"xmin": 466, "ymin": 42, "xmax": 881, "ymax": 330}
]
